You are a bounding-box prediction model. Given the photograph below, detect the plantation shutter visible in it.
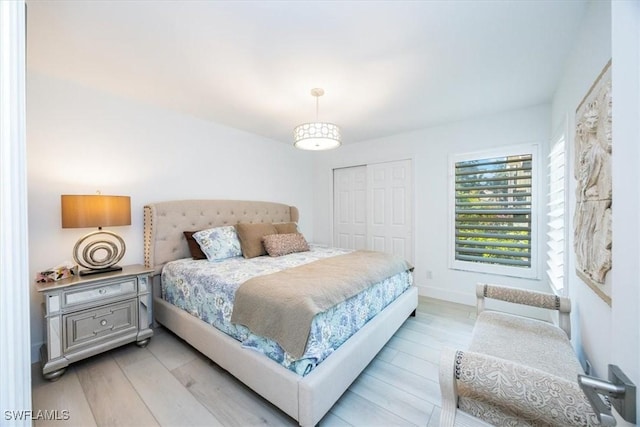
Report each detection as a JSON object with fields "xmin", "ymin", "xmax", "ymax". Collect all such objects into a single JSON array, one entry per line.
[
  {"xmin": 455, "ymin": 154, "xmax": 532, "ymax": 267},
  {"xmin": 546, "ymin": 136, "xmax": 566, "ymax": 293}
]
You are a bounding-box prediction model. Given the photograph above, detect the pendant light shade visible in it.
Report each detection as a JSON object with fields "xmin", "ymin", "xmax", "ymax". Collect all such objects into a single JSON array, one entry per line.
[{"xmin": 293, "ymin": 88, "xmax": 342, "ymax": 150}]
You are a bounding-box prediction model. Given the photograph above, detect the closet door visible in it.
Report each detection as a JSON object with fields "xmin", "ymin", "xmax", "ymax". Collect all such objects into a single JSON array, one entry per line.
[
  {"xmin": 333, "ymin": 160, "xmax": 413, "ymax": 263},
  {"xmin": 368, "ymin": 160, "xmax": 413, "ymax": 262},
  {"xmin": 333, "ymin": 166, "xmax": 368, "ymax": 250}
]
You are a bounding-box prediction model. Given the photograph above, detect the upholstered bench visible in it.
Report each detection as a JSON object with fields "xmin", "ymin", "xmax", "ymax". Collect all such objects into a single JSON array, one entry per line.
[{"xmin": 439, "ymin": 283, "xmax": 600, "ymax": 426}]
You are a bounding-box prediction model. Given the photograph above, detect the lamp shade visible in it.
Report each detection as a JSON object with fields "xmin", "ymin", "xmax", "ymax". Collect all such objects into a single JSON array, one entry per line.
[
  {"xmin": 61, "ymin": 195, "xmax": 131, "ymax": 229},
  {"xmin": 293, "ymin": 88, "xmax": 342, "ymax": 151},
  {"xmin": 293, "ymin": 122, "xmax": 342, "ymax": 151}
]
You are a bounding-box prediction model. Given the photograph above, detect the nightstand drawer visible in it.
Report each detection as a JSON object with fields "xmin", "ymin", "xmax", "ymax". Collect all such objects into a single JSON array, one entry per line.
[
  {"xmin": 64, "ymin": 279, "xmax": 136, "ymax": 307},
  {"xmin": 64, "ymin": 299, "xmax": 138, "ymax": 353}
]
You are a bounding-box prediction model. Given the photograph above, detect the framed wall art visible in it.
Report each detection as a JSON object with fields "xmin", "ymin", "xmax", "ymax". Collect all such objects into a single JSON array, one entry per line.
[{"xmin": 574, "ymin": 59, "xmax": 612, "ymax": 305}]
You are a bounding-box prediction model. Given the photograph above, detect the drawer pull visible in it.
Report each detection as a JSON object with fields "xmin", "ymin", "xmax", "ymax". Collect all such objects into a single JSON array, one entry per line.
[
  {"xmin": 99, "ymin": 289, "xmax": 107, "ymax": 295},
  {"xmin": 100, "ymin": 319, "xmax": 108, "ymax": 326}
]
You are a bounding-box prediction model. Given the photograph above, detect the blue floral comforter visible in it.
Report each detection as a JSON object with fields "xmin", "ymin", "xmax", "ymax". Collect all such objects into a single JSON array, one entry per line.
[{"xmin": 161, "ymin": 245, "xmax": 413, "ymax": 376}]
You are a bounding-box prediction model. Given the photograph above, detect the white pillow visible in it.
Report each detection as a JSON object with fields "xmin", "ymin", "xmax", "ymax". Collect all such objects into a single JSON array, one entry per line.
[{"xmin": 192, "ymin": 226, "xmax": 242, "ymax": 261}]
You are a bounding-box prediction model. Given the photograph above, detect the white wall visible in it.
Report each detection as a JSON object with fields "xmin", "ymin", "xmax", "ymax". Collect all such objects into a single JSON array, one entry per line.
[
  {"xmin": 312, "ymin": 104, "xmax": 551, "ymax": 310},
  {"xmin": 610, "ymin": 1, "xmax": 640, "ymax": 422},
  {"xmin": 550, "ymin": 0, "xmax": 612, "ymax": 373},
  {"xmin": 552, "ymin": 3, "xmax": 640, "ymax": 423},
  {"xmin": 27, "ymin": 72, "xmax": 315, "ymax": 362}
]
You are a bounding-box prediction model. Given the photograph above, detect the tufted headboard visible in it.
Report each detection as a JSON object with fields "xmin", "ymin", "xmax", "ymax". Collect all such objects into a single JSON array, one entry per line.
[{"xmin": 143, "ymin": 200, "xmax": 299, "ymax": 276}]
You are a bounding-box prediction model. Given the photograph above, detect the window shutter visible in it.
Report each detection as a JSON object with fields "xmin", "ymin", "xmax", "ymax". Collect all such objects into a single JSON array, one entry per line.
[
  {"xmin": 455, "ymin": 154, "xmax": 532, "ymax": 267},
  {"xmin": 546, "ymin": 136, "xmax": 566, "ymax": 293}
]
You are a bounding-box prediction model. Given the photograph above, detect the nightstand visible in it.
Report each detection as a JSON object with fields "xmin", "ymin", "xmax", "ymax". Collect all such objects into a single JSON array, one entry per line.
[{"xmin": 35, "ymin": 264, "xmax": 154, "ymax": 381}]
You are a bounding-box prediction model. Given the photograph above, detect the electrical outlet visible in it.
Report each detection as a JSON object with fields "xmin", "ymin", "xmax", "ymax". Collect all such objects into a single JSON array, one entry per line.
[{"xmin": 426, "ymin": 270, "xmax": 433, "ymax": 280}]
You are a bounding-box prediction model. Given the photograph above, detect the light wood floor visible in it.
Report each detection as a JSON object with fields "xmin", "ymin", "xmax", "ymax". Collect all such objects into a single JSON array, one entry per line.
[{"xmin": 32, "ymin": 297, "xmax": 476, "ymax": 426}]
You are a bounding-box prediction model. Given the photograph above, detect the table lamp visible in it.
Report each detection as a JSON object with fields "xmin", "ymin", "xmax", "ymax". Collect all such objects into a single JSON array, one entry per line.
[{"xmin": 61, "ymin": 194, "xmax": 131, "ymax": 276}]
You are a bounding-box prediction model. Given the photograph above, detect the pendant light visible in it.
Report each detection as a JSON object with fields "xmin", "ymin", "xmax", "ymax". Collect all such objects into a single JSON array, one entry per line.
[{"xmin": 293, "ymin": 88, "xmax": 342, "ymax": 150}]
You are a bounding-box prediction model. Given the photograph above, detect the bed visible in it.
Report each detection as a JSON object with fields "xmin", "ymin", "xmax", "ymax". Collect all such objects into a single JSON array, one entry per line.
[{"xmin": 143, "ymin": 199, "xmax": 418, "ymax": 426}]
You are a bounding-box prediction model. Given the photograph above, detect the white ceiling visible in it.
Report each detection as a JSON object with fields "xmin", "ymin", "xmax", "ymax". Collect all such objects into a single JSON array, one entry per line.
[{"xmin": 26, "ymin": 0, "xmax": 587, "ymax": 145}]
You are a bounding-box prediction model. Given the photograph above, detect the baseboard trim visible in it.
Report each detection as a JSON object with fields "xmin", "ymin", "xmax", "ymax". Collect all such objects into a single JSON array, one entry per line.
[
  {"xmin": 32, "ymin": 342, "xmax": 43, "ymax": 364},
  {"xmin": 419, "ymin": 284, "xmax": 552, "ymax": 322},
  {"xmin": 417, "ymin": 285, "xmax": 476, "ymax": 306}
]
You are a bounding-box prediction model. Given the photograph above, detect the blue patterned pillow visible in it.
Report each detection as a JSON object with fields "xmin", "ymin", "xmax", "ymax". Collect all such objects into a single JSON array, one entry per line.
[{"xmin": 192, "ymin": 226, "xmax": 242, "ymax": 261}]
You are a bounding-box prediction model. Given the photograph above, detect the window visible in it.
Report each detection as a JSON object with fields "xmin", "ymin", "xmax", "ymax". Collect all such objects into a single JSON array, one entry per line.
[
  {"xmin": 546, "ymin": 132, "xmax": 566, "ymax": 295},
  {"xmin": 450, "ymin": 145, "xmax": 538, "ymax": 277}
]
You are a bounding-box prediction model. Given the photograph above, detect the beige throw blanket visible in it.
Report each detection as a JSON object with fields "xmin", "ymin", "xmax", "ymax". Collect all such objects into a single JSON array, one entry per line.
[{"xmin": 230, "ymin": 250, "xmax": 412, "ymax": 359}]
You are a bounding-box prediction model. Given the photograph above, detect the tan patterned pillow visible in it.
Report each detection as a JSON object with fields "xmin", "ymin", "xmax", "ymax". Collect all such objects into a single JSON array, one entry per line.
[{"xmin": 262, "ymin": 233, "xmax": 310, "ymax": 257}]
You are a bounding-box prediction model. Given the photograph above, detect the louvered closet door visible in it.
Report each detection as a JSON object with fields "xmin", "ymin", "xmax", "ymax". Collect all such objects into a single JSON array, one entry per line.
[{"xmin": 333, "ymin": 160, "xmax": 413, "ymax": 263}]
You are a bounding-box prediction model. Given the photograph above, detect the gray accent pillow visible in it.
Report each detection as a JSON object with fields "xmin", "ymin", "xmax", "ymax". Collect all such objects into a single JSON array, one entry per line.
[{"xmin": 192, "ymin": 226, "xmax": 242, "ymax": 261}]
